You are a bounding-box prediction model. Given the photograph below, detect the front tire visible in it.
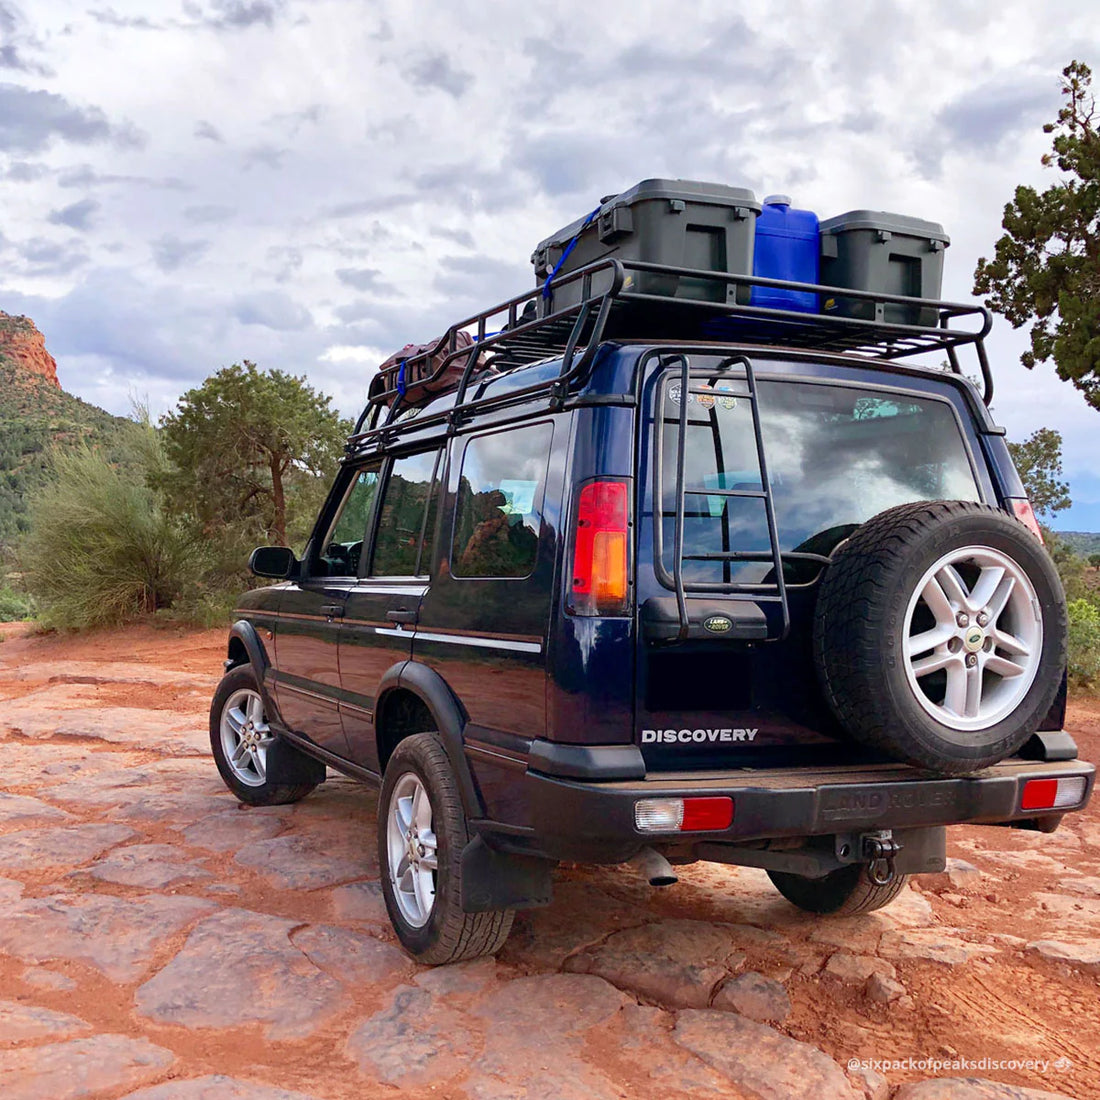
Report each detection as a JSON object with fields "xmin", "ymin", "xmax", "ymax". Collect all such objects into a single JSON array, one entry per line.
[
  {"xmin": 768, "ymin": 864, "xmax": 909, "ymax": 915},
  {"xmin": 378, "ymin": 733, "xmax": 514, "ymax": 964},
  {"xmin": 209, "ymin": 666, "xmax": 319, "ymax": 806}
]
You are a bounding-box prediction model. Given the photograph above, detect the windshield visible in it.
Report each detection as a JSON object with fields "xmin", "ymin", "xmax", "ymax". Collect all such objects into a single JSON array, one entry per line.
[{"xmin": 656, "ymin": 369, "xmax": 980, "ymax": 585}]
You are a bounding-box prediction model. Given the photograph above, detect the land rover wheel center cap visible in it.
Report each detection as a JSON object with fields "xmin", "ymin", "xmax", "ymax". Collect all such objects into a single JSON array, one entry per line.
[{"xmin": 963, "ymin": 627, "xmax": 985, "ymax": 653}]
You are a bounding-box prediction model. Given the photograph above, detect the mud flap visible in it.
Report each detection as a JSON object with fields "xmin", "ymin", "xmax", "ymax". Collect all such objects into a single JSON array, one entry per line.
[
  {"xmin": 460, "ymin": 835, "xmax": 555, "ymax": 913},
  {"xmin": 265, "ymin": 737, "xmax": 327, "ymax": 787}
]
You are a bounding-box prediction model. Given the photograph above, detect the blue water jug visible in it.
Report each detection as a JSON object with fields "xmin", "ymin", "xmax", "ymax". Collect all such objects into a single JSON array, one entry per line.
[{"xmin": 751, "ymin": 195, "xmax": 820, "ymax": 313}]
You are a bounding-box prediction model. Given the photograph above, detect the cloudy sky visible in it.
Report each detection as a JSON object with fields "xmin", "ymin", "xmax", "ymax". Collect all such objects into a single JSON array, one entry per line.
[{"xmin": 2, "ymin": 0, "xmax": 1098, "ymax": 528}]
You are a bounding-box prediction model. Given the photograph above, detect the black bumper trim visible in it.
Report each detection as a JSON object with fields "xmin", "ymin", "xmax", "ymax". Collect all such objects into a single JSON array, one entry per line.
[{"xmin": 515, "ymin": 758, "xmax": 1095, "ymax": 863}]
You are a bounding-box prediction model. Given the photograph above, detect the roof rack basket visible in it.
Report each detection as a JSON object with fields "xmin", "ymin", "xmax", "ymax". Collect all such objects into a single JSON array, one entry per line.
[{"xmin": 348, "ymin": 258, "xmax": 993, "ymax": 449}]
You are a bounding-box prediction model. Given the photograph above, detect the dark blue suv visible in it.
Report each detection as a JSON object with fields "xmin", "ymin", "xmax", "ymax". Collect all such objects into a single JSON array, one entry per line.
[{"xmin": 210, "ymin": 259, "xmax": 1094, "ymax": 963}]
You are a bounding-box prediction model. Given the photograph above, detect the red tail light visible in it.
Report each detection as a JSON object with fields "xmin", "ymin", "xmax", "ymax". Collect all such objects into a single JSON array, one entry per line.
[
  {"xmin": 1009, "ymin": 498, "xmax": 1044, "ymax": 543},
  {"xmin": 1020, "ymin": 776, "xmax": 1087, "ymax": 811},
  {"xmin": 570, "ymin": 479, "xmax": 630, "ymax": 616}
]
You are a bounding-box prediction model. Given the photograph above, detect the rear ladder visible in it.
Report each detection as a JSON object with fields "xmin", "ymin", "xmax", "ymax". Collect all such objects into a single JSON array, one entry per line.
[{"xmin": 667, "ymin": 353, "xmax": 791, "ymax": 642}]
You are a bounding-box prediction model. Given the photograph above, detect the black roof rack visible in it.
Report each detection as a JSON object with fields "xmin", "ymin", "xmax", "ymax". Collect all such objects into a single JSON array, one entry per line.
[{"xmin": 348, "ymin": 258, "xmax": 993, "ymax": 448}]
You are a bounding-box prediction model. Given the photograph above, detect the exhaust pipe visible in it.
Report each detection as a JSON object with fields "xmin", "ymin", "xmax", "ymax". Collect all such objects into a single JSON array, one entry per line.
[{"xmin": 628, "ymin": 847, "xmax": 678, "ymax": 887}]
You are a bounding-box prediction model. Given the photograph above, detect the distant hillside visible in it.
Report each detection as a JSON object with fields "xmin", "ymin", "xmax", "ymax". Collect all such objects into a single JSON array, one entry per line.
[
  {"xmin": 0, "ymin": 353, "xmax": 131, "ymax": 553},
  {"xmin": 1060, "ymin": 531, "xmax": 1100, "ymax": 558}
]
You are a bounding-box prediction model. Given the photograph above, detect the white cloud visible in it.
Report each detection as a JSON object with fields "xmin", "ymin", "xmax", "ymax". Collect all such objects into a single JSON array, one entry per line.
[{"xmin": 0, "ymin": 0, "xmax": 1097, "ymax": 525}]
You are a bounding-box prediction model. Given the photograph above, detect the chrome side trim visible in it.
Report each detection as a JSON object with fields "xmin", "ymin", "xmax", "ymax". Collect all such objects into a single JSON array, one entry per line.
[{"xmin": 410, "ymin": 630, "xmax": 543, "ymax": 654}]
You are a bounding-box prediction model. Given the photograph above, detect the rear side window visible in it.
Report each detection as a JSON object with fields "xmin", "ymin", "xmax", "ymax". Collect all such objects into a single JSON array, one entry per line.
[
  {"xmin": 451, "ymin": 423, "xmax": 553, "ymax": 578},
  {"xmin": 371, "ymin": 450, "xmax": 441, "ymax": 577},
  {"xmin": 658, "ymin": 376, "xmax": 980, "ymax": 585}
]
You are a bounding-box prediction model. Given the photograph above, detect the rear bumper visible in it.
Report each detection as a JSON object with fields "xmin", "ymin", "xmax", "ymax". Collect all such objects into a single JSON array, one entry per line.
[{"xmin": 515, "ymin": 755, "xmax": 1095, "ymax": 863}]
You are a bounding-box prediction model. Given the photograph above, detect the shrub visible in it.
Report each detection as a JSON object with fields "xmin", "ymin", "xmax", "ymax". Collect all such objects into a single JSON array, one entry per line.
[
  {"xmin": 0, "ymin": 584, "xmax": 33, "ymax": 622},
  {"xmin": 1068, "ymin": 598, "xmax": 1100, "ymax": 691},
  {"xmin": 20, "ymin": 442, "xmax": 205, "ymax": 630}
]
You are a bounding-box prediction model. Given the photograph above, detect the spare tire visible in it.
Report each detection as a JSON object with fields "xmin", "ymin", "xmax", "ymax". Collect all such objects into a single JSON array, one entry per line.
[{"xmin": 813, "ymin": 500, "xmax": 1066, "ymax": 775}]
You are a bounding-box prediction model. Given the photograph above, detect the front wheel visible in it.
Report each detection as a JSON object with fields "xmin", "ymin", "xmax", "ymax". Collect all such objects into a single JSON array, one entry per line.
[
  {"xmin": 378, "ymin": 733, "xmax": 514, "ymax": 964},
  {"xmin": 209, "ymin": 666, "xmax": 319, "ymax": 806},
  {"xmin": 767, "ymin": 864, "xmax": 909, "ymax": 915}
]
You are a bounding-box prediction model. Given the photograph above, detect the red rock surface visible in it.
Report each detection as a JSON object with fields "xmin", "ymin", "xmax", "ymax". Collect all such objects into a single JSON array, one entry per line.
[{"xmin": 0, "ymin": 311, "xmax": 60, "ymax": 388}]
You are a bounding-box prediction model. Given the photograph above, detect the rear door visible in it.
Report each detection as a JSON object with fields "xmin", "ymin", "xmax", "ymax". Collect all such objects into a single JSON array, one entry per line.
[
  {"xmin": 412, "ymin": 421, "xmax": 560, "ymax": 747},
  {"xmin": 635, "ymin": 353, "xmax": 986, "ymax": 771},
  {"xmin": 339, "ymin": 447, "xmax": 443, "ymax": 773}
]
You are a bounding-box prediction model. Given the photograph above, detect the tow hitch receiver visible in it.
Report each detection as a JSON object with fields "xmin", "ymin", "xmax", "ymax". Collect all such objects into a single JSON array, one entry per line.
[{"xmin": 862, "ymin": 830, "xmax": 902, "ymax": 885}]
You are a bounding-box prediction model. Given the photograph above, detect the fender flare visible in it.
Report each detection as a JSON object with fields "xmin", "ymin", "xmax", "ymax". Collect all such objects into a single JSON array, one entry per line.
[
  {"xmin": 226, "ymin": 620, "xmax": 284, "ymax": 726},
  {"xmin": 375, "ymin": 659, "xmax": 483, "ymax": 819}
]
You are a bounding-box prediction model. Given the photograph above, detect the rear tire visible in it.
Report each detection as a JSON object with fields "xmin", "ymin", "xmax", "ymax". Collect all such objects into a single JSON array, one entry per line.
[
  {"xmin": 378, "ymin": 732, "xmax": 514, "ymax": 964},
  {"xmin": 768, "ymin": 864, "xmax": 909, "ymax": 915}
]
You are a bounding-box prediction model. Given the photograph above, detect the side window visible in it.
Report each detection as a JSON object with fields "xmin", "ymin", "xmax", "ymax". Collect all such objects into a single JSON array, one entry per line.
[
  {"xmin": 451, "ymin": 422, "xmax": 553, "ymax": 579},
  {"xmin": 317, "ymin": 466, "xmax": 380, "ymax": 576},
  {"xmin": 370, "ymin": 450, "xmax": 441, "ymax": 577}
]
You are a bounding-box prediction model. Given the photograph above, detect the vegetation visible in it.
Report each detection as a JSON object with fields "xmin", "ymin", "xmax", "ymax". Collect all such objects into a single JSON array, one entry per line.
[
  {"xmin": 19, "ymin": 433, "xmax": 204, "ymax": 630},
  {"xmin": 159, "ymin": 362, "xmax": 348, "ymax": 547},
  {"xmin": 974, "ymin": 61, "xmax": 1100, "ymax": 410},
  {"xmin": 0, "ymin": 359, "xmax": 131, "ymax": 554},
  {"xmin": 1068, "ymin": 599, "xmax": 1100, "ymax": 690},
  {"xmin": 0, "ymin": 584, "xmax": 33, "ymax": 621},
  {"xmin": 1007, "ymin": 428, "xmax": 1071, "ymax": 520}
]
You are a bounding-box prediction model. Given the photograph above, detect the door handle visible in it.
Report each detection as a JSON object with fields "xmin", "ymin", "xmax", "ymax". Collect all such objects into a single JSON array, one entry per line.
[
  {"xmin": 321, "ymin": 604, "xmax": 345, "ymax": 619},
  {"xmin": 386, "ymin": 609, "xmax": 418, "ymax": 625}
]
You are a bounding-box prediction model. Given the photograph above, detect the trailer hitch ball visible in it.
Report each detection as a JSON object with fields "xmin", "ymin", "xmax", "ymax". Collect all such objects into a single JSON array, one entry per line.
[{"xmin": 862, "ymin": 829, "xmax": 902, "ymax": 886}]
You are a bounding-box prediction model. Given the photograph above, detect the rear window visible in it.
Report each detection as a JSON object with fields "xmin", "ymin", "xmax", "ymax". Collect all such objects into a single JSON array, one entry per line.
[{"xmin": 657, "ymin": 373, "xmax": 980, "ymax": 585}]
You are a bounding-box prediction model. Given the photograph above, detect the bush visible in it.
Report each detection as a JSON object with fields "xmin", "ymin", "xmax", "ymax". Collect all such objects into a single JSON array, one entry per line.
[
  {"xmin": 0, "ymin": 584, "xmax": 33, "ymax": 622},
  {"xmin": 1068, "ymin": 598, "xmax": 1100, "ymax": 691},
  {"xmin": 20, "ymin": 442, "xmax": 205, "ymax": 630}
]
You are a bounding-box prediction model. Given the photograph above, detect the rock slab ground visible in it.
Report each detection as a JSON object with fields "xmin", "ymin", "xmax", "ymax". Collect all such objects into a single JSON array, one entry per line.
[{"xmin": 0, "ymin": 623, "xmax": 1095, "ymax": 1099}]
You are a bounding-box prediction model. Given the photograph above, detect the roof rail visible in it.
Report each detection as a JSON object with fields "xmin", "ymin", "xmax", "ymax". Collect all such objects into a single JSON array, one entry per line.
[{"xmin": 348, "ymin": 258, "xmax": 993, "ymax": 449}]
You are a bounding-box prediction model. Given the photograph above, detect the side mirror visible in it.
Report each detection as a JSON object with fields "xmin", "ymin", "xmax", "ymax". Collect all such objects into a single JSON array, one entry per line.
[{"xmin": 249, "ymin": 545, "xmax": 298, "ymax": 579}]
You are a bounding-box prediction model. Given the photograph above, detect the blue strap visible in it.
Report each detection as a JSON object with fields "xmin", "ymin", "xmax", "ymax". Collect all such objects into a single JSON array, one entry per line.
[
  {"xmin": 396, "ymin": 359, "xmax": 407, "ymax": 396},
  {"xmin": 542, "ymin": 204, "xmax": 601, "ymax": 301}
]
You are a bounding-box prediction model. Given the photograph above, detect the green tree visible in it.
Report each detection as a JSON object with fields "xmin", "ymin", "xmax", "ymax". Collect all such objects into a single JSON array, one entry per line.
[
  {"xmin": 1007, "ymin": 427, "xmax": 1072, "ymax": 519},
  {"xmin": 159, "ymin": 362, "xmax": 348, "ymax": 546},
  {"xmin": 974, "ymin": 61, "xmax": 1100, "ymax": 409},
  {"xmin": 1090, "ymin": 553, "xmax": 1100, "ymax": 568}
]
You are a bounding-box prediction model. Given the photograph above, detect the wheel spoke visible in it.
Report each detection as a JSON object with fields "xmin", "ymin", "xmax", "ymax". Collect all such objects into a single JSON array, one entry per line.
[
  {"xmin": 247, "ymin": 694, "xmax": 264, "ymax": 724},
  {"xmin": 936, "ymin": 565, "xmax": 969, "ymax": 612},
  {"xmin": 985, "ymin": 654, "xmax": 1025, "ymax": 679},
  {"xmin": 993, "ymin": 628, "xmax": 1030, "ymax": 657},
  {"xmin": 395, "ymin": 796, "xmax": 413, "ymax": 833},
  {"xmin": 963, "ymin": 664, "xmax": 982, "ymax": 718},
  {"xmin": 251, "ymin": 747, "xmax": 266, "ymax": 781},
  {"xmin": 226, "ymin": 706, "xmax": 247, "ymax": 736},
  {"xmin": 921, "ymin": 575, "xmax": 957, "ymax": 626},
  {"xmin": 943, "ymin": 663, "xmax": 968, "ymax": 716},
  {"xmin": 908, "ymin": 624, "xmax": 954, "ymax": 658},
  {"xmin": 230, "ymin": 741, "xmax": 249, "ymax": 764},
  {"xmin": 412, "ymin": 866, "xmax": 434, "ymax": 920},
  {"xmin": 967, "ymin": 565, "xmax": 1006, "ymax": 613},
  {"xmin": 986, "ymin": 574, "xmax": 1017, "ymax": 623},
  {"xmin": 911, "ymin": 650, "xmax": 957, "ymax": 678},
  {"xmin": 412, "ymin": 784, "xmax": 431, "ymax": 831}
]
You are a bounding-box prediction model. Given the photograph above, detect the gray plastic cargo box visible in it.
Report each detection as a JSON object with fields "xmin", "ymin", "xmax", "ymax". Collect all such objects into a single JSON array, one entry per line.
[
  {"xmin": 819, "ymin": 211, "xmax": 950, "ymax": 327},
  {"xmin": 532, "ymin": 179, "xmax": 761, "ymax": 312}
]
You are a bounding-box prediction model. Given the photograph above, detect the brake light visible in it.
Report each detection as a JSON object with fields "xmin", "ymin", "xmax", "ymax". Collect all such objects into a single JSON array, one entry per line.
[
  {"xmin": 1020, "ymin": 776, "xmax": 1086, "ymax": 811},
  {"xmin": 570, "ymin": 479, "xmax": 630, "ymax": 615},
  {"xmin": 1009, "ymin": 498, "xmax": 1044, "ymax": 543}
]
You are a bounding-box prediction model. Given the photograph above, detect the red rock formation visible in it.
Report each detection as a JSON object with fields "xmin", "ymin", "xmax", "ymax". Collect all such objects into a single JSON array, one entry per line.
[{"xmin": 0, "ymin": 311, "xmax": 60, "ymax": 388}]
